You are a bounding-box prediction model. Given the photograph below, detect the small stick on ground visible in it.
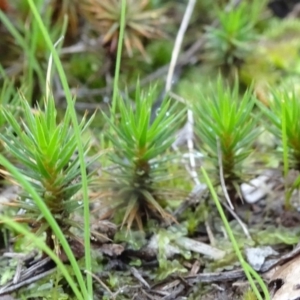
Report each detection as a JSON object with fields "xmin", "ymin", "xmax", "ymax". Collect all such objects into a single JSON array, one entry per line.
[
  {"xmin": 170, "ymin": 93, "xmax": 201, "ymax": 185},
  {"xmin": 205, "ymin": 220, "xmax": 216, "ymax": 246},
  {"xmin": 165, "ymin": 0, "xmax": 196, "ymax": 92},
  {"xmin": 186, "ymin": 109, "xmax": 200, "ymax": 186},
  {"xmin": 0, "ymin": 268, "xmax": 55, "ymax": 295},
  {"xmin": 217, "ymin": 138, "xmax": 252, "ymax": 240},
  {"xmin": 130, "ymin": 267, "xmax": 151, "ymax": 289},
  {"xmin": 217, "ymin": 138, "xmax": 234, "ymax": 210},
  {"xmin": 84, "ymin": 270, "xmax": 115, "ymax": 299},
  {"xmin": 222, "ymin": 202, "xmax": 252, "ymax": 240}
]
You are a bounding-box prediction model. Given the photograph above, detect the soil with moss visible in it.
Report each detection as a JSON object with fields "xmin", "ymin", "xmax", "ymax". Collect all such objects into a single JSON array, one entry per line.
[{"xmin": 1, "ymin": 1, "xmax": 300, "ymax": 299}]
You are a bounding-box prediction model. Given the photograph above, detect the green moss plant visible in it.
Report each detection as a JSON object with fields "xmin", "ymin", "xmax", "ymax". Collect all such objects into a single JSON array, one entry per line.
[
  {"xmin": 194, "ymin": 78, "xmax": 259, "ymax": 203},
  {"xmin": 204, "ymin": 0, "xmax": 265, "ymax": 74},
  {"xmin": 101, "ymin": 85, "xmax": 185, "ymax": 230},
  {"xmin": 25, "ymin": 0, "xmax": 98, "ymax": 294},
  {"xmin": 258, "ymin": 88, "xmax": 300, "ymax": 209},
  {"xmin": 0, "ymin": 93, "xmax": 94, "ymax": 251}
]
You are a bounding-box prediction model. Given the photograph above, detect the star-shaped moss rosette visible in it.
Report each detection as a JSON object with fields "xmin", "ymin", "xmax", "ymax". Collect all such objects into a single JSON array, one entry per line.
[{"xmin": 81, "ymin": 0, "xmax": 167, "ymax": 59}]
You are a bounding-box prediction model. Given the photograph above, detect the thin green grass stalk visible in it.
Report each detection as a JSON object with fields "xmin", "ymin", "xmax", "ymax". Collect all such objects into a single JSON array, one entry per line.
[
  {"xmin": 1, "ymin": 216, "xmax": 83, "ymax": 300},
  {"xmin": 45, "ymin": 19, "xmax": 68, "ymax": 101},
  {"xmin": 111, "ymin": 0, "xmax": 126, "ymax": 117},
  {"xmin": 0, "ymin": 155, "xmax": 85, "ymax": 299},
  {"xmin": 26, "ymin": 0, "xmax": 92, "ymax": 297},
  {"xmin": 0, "ymin": 64, "xmax": 7, "ymax": 78},
  {"xmin": 281, "ymin": 101, "xmax": 289, "ymax": 178},
  {"xmin": 46, "ymin": 36, "xmax": 64, "ymax": 101},
  {"xmin": 0, "ymin": 10, "xmax": 44, "ymax": 87},
  {"xmin": 28, "ymin": 1, "xmax": 67, "ymax": 102},
  {"xmin": 201, "ymin": 167, "xmax": 270, "ymax": 300},
  {"xmin": 281, "ymin": 100, "xmax": 290, "ymax": 209},
  {"xmin": 26, "ymin": 0, "xmax": 43, "ymax": 102}
]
